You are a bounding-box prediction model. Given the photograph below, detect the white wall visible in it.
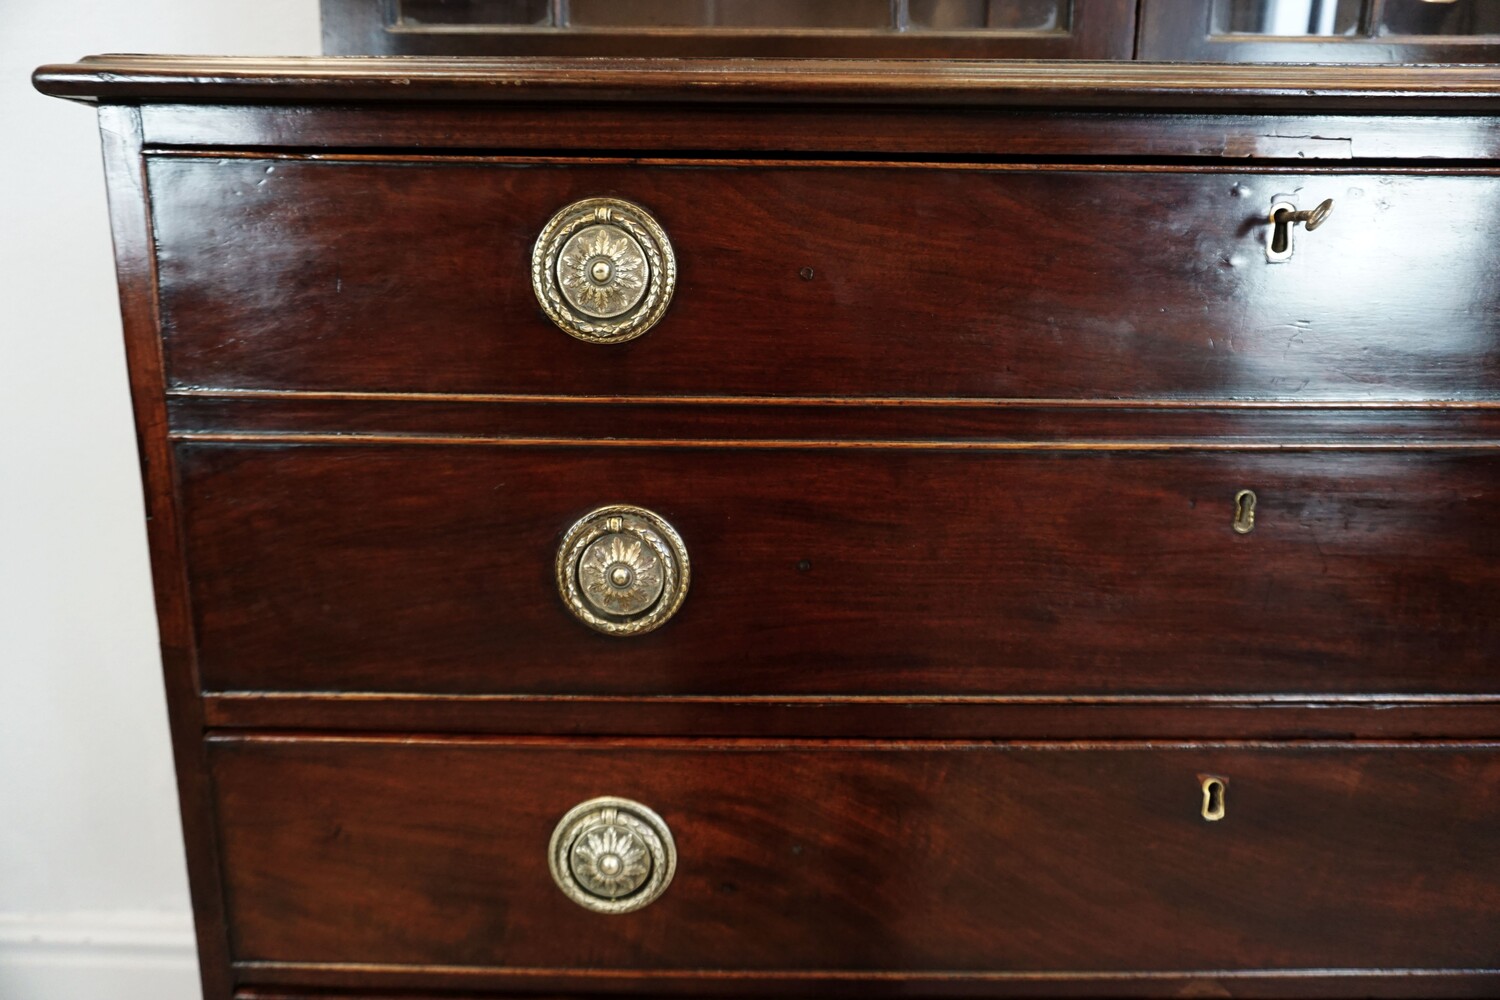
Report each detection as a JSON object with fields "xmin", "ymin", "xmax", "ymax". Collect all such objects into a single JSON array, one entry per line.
[{"xmin": 1, "ymin": 5, "xmax": 318, "ymax": 998}]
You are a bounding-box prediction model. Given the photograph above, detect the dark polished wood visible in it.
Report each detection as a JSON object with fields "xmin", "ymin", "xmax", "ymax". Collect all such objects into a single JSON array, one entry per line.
[
  {"xmin": 202, "ymin": 692, "xmax": 1500, "ymax": 741},
  {"xmin": 94, "ymin": 104, "xmax": 235, "ymax": 1000},
  {"xmin": 165, "ymin": 393, "xmax": 1500, "ymax": 444},
  {"xmin": 178, "ymin": 444, "xmax": 1499, "ymax": 698},
  {"xmin": 32, "ymin": 56, "xmax": 1500, "ymax": 111},
  {"xmin": 233, "ymin": 980, "xmax": 1500, "ymax": 1000},
  {"xmin": 132, "ymin": 105, "xmax": 1500, "ymax": 160},
  {"xmin": 211, "ymin": 736, "xmax": 1500, "ymax": 992},
  {"xmin": 35, "ymin": 54, "xmax": 1500, "ymax": 1000},
  {"xmin": 150, "ymin": 157, "xmax": 1500, "ymax": 401}
]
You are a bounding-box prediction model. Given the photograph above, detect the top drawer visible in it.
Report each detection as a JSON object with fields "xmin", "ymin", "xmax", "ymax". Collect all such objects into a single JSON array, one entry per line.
[{"xmin": 151, "ymin": 157, "xmax": 1500, "ymax": 401}]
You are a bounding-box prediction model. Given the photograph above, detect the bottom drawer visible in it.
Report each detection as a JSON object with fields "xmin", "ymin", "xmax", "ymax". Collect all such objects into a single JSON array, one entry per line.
[{"xmin": 213, "ymin": 738, "xmax": 1500, "ymax": 994}]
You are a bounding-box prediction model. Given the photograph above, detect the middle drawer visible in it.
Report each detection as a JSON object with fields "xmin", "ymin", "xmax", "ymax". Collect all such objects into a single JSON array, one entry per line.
[{"xmin": 179, "ymin": 443, "xmax": 1498, "ymax": 697}]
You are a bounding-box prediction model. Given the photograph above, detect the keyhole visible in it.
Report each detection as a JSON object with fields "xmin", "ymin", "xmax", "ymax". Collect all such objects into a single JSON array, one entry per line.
[
  {"xmin": 1232, "ymin": 489, "xmax": 1257, "ymax": 535},
  {"xmin": 1266, "ymin": 200, "xmax": 1297, "ymax": 262},
  {"xmin": 1272, "ymin": 215, "xmax": 1296, "ymax": 256},
  {"xmin": 1200, "ymin": 775, "xmax": 1227, "ymax": 822}
]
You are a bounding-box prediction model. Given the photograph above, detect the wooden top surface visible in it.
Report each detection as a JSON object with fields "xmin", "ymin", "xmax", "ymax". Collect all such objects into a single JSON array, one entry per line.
[{"xmin": 32, "ymin": 55, "xmax": 1500, "ymax": 110}]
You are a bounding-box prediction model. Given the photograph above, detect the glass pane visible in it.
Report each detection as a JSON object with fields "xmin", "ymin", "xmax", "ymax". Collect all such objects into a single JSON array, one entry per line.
[
  {"xmin": 567, "ymin": 0, "xmax": 892, "ymax": 28},
  {"xmin": 908, "ymin": 0, "xmax": 1069, "ymax": 31},
  {"xmin": 401, "ymin": 0, "xmax": 1078, "ymax": 32},
  {"xmin": 1210, "ymin": 0, "xmax": 1364, "ymax": 35},
  {"xmin": 399, "ymin": 0, "xmax": 552, "ymax": 26},
  {"xmin": 565, "ymin": 0, "xmax": 709, "ymax": 27},
  {"xmin": 1379, "ymin": 0, "xmax": 1500, "ymax": 36}
]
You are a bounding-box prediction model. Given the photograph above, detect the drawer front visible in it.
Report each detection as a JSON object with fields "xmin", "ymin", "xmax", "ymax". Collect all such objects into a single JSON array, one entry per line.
[
  {"xmin": 179, "ymin": 444, "xmax": 1499, "ymax": 696},
  {"xmin": 212, "ymin": 738, "xmax": 1500, "ymax": 981},
  {"xmin": 151, "ymin": 158, "xmax": 1500, "ymax": 401}
]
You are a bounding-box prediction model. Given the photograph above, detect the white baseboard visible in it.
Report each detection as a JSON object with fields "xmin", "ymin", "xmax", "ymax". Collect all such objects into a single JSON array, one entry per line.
[{"xmin": 0, "ymin": 911, "xmax": 201, "ymax": 1000}]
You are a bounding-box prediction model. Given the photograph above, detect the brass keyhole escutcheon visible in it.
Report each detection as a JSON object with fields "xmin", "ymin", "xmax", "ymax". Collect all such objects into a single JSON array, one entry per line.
[
  {"xmin": 1200, "ymin": 775, "xmax": 1228, "ymax": 822},
  {"xmin": 1267, "ymin": 197, "xmax": 1334, "ymax": 262},
  {"xmin": 1232, "ymin": 489, "xmax": 1257, "ymax": 535}
]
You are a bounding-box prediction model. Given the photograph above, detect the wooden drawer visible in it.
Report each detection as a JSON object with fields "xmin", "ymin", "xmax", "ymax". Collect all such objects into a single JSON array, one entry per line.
[
  {"xmin": 151, "ymin": 157, "xmax": 1500, "ymax": 401},
  {"xmin": 179, "ymin": 444, "xmax": 1499, "ymax": 697},
  {"xmin": 213, "ymin": 737, "xmax": 1500, "ymax": 995}
]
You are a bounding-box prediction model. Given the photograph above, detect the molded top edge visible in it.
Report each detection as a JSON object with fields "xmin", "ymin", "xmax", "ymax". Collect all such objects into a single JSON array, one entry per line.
[{"xmin": 32, "ymin": 55, "xmax": 1500, "ymax": 111}]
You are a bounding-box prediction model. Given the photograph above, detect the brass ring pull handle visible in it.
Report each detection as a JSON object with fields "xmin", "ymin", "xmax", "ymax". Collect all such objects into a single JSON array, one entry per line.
[
  {"xmin": 556, "ymin": 505, "xmax": 690, "ymax": 636},
  {"xmin": 1267, "ymin": 198, "xmax": 1334, "ymax": 262},
  {"xmin": 549, "ymin": 797, "xmax": 677, "ymax": 914},
  {"xmin": 532, "ymin": 198, "xmax": 677, "ymax": 343}
]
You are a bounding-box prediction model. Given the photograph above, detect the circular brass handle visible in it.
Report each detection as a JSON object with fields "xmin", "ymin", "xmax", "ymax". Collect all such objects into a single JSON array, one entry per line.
[
  {"xmin": 531, "ymin": 198, "xmax": 677, "ymax": 344},
  {"xmin": 549, "ymin": 797, "xmax": 676, "ymax": 914},
  {"xmin": 556, "ymin": 505, "xmax": 690, "ymax": 636}
]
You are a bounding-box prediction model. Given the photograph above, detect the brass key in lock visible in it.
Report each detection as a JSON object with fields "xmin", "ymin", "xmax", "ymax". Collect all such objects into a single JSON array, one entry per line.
[{"xmin": 1267, "ymin": 197, "xmax": 1333, "ymax": 262}]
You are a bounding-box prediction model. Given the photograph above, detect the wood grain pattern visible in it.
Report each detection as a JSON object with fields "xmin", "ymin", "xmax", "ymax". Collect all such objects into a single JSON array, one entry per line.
[
  {"xmin": 211, "ymin": 737, "xmax": 1500, "ymax": 985},
  {"xmin": 151, "ymin": 158, "xmax": 1500, "ymax": 401},
  {"xmin": 177, "ymin": 444, "xmax": 1500, "ymax": 697},
  {"xmin": 39, "ymin": 55, "xmax": 1500, "ymax": 1000},
  {"xmin": 133, "ymin": 105, "xmax": 1500, "ymax": 160},
  {"xmin": 95, "ymin": 105, "xmax": 235, "ymax": 1000},
  {"xmin": 32, "ymin": 57, "xmax": 1500, "ymax": 110},
  {"xmin": 233, "ymin": 979, "xmax": 1500, "ymax": 1000},
  {"xmin": 164, "ymin": 394, "xmax": 1500, "ymax": 444},
  {"xmin": 201, "ymin": 691, "xmax": 1500, "ymax": 741}
]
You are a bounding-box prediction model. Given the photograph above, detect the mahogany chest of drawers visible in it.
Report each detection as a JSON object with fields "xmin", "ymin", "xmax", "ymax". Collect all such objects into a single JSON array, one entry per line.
[{"xmin": 34, "ymin": 56, "xmax": 1500, "ymax": 999}]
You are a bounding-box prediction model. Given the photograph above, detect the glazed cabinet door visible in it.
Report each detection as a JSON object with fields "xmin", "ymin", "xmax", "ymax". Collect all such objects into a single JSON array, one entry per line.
[
  {"xmin": 1140, "ymin": 0, "xmax": 1500, "ymax": 62},
  {"xmin": 321, "ymin": 0, "xmax": 1137, "ymax": 58}
]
